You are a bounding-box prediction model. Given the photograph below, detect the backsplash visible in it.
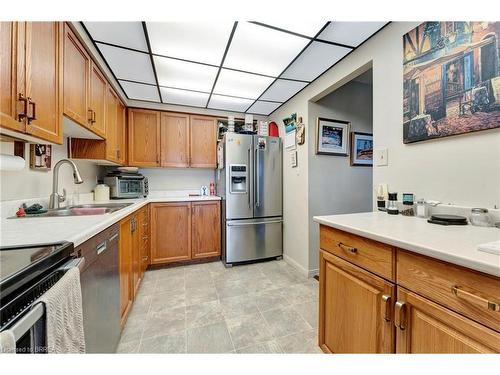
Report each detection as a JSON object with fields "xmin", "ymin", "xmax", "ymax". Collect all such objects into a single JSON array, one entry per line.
[{"xmin": 138, "ymin": 168, "xmax": 215, "ymax": 191}]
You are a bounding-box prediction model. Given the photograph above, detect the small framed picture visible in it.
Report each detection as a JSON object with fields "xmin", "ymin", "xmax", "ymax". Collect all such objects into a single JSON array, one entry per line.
[
  {"xmin": 350, "ymin": 132, "xmax": 373, "ymax": 166},
  {"xmin": 29, "ymin": 144, "xmax": 52, "ymax": 170},
  {"xmin": 316, "ymin": 118, "xmax": 350, "ymax": 156}
]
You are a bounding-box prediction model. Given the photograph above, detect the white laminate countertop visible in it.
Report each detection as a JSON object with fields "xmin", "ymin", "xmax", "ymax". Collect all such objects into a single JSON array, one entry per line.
[
  {"xmin": 0, "ymin": 195, "xmax": 221, "ymax": 248},
  {"xmin": 313, "ymin": 212, "xmax": 500, "ymax": 277}
]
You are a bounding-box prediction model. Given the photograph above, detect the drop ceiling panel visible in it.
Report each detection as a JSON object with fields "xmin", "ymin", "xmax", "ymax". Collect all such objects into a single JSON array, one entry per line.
[
  {"xmin": 281, "ymin": 41, "xmax": 351, "ymax": 82},
  {"xmin": 147, "ymin": 22, "xmax": 234, "ymax": 65},
  {"xmin": 247, "ymin": 101, "xmax": 281, "ymax": 115},
  {"xmin": 214, "ymin": 69, "xmax": 274, "ymax": 99},
  {"xmin": 208, "ymin": 95, "xmax": 254, "ymax": 112},
  {"xmin": 160, "ymin": 87, "xmax": 209, "ymax": 107},
  {"xmin": 154, "ymin": 56, "xmax": 219, "ymax": 92},
  {"xmin": 257, "ymin": 21, "xmax": 327, "ymax": 37},
  {"xmin": 97, "ymin": 43, "xmax": 156, "ymax": 84},
  {"xmin": 223, "ymin": 22, "xmax": 310, "ymax": 76},
  {"xmin": 85, "ymin": 22, "xmax": 148, "ymax": 52},
  {"xmin": 318, "ymin": 22, "xmax": 386, "ymax": 47},
  {"xmin": 260, "ymin": 79, "xmax": 308, "ymax": 102},
  {"xmin": 120, "ymin": 81, "xmax": 160, "ymax": 102}
]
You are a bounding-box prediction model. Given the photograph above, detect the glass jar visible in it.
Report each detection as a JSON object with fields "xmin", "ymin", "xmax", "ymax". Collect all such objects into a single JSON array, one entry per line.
[
  {"xmin": 470, "ymin": 208, "xmax": 491, "ymax": 227},
  {"xmin": 416, "ymin": 199, "xmax": 427, "ymax": 218}
]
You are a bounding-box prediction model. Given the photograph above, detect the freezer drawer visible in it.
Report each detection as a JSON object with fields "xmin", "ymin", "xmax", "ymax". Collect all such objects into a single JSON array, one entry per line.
[{"xmin": 225, "ymin": 218, "xmax": 283, "ymax": 264}]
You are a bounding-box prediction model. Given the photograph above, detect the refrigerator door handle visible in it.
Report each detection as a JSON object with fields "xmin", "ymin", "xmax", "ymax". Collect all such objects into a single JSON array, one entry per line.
[
  {"xmin": 255, "ymin": 148, "xmax": 260, "ymax": 207},
  {"xmin": 247, "ymin": 147, "xmax": 251, "ymax": 208},
  {"xmin": 227, "ymin": 220, "xmax": 283, "ymax": 226}
]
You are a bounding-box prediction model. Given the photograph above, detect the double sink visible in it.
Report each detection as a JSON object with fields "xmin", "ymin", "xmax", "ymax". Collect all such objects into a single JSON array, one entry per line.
[{"xmin": 10, "ymin": 203, "xmax": 133, "ymax": 219}]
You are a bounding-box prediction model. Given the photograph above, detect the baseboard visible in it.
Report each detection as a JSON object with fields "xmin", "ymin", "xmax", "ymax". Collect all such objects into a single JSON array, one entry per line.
[
  {"xmin": 308, "ymin": 268, "xmax": 319, "ymax": 278},
  {"xmin": 283, "ymin": 254, "xmax": 310, "ymax": 278}
]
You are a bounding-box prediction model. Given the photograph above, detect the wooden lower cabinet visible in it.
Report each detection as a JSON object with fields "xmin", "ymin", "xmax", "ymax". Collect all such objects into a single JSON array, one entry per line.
[
  {"xmin": 319, "ymin": 249, "xmax": 395, "ymax": 353},
  {"xmin": 191, "ymin": 201, "xmax": 221, "ymax": 259},
  {"xmin": 119, "ymin": 215, "xmax": 133, "ymax": 327},
  {"xmin": 138, "ymin": 205, "xmax": 150, "ymax": 276},
  {"xmin": 395, "ymin": 287, "xmax": 500, "ymax": 353}
]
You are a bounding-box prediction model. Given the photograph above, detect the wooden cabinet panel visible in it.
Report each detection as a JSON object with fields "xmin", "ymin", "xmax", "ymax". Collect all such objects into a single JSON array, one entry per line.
[
  {"xmin": 24, "ymin": 22, "xmax": 63, "ymax": 144},
  {"xmin": 395, "ymin": 287, "xmax": 500, "ymax": 353},
  {"xmin": 119, "ymin": 216, "xmax": 133, "ymax": 327},
  {"xmin": 105, "ymin": 87, "xmax": 118, "ymax": 162},
  {"xmin": 160, "ymin": 112, "xmax": 189, "ymax": 167},
  {"xmin": 128, "ymin": 108, "xmax": 160, "ymax": 167},
  {"xmin": 63, "ymin": 24, "xmax": 90, "ymax": 127},
  {"xmin": 131, "ymin": 215, "xmax": 141, "ymax": 297},
  {"xmin": 0, "ymin": 21, "xmax": 25, "ymax": 133},
  {"xmin": 138, "ymin": 205, "xmax": 150, "ymax": 276},
  {"xmin": 191, "ymin": 201, "xmax": 221, "ymax": 259},
  {"xmin": 150, "ymin": 203, "xmax": 191, "ymax": 264},
  {"xmin": 320, "ymin": 225, "xmax": 395, "ymax": 281},
  {"xmin": 319, "ymin": 249, "xmax": 395, "ymax": 353},
  {"xmin": 89, "ymin": 62, "xmax": 106, "ymax": 137},
  {"xmin": 189, "ymin": 115, "xmax": 217, "ymax": 168},
  {"xmin": 116, "ymin": 100, "xmax": 127, "ymax": 164}
]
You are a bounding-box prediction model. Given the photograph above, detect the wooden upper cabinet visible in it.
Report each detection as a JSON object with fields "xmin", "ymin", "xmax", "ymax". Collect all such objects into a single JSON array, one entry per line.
[
  {"xmin": 63, "ymin": 24, "xmax": 90, "ymax": 127},
  {"xmin": 24, "ymin": 22, "xmax": 63, "ymax": 144},
  {"xmin": 160, "ymin": 112, "xmax": 189, "ymax": 167},
  {"xmin": 128, "ymin": 108, "xmax": 160, "ymax": 167},
  {"xmin": 116, "ymin": 100, "xmax": 127, "ymax": 164},
  {"xmin": 0, "ymin": 22, "xmax": 25, "ymax": 133},
  {"xmin": 89, "ymin": 62, "xmax": 106, "ymax": 138},
  {"xmin": 191, "ymin": 201, "xmax": 221, "ymax": 259},
  {"xmin": 395, "ymin": 287, "xmax": 500, "ymax": 353},
  {"xmin": 150, "ymin": 203, "xmax": 191, "ymax": 264},
  {"xmin": 105, "ymin": 87, "xmax": 118, "ymax": 162},
  {"xmin": 189, "ymin": 115, "xmax": 217, "ymax": 168},
  {"xmin": 319, "ymin": 249, "xmax": 395, "ymax": 353}
]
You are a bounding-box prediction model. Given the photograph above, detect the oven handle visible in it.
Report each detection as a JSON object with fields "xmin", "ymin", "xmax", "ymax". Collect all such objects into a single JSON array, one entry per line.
[{"xmin": 59, "ymin": 257, "xmax": 85, "ymax": 272}]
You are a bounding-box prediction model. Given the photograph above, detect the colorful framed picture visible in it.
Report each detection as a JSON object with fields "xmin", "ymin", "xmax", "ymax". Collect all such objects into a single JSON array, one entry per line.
[
  {"xmin": 350, "ymin": 132, "xmax": 373, "ymax": 166},
  {"xmin": 316, "ymin": 118, "xmax": 350, "ymax": 156}
]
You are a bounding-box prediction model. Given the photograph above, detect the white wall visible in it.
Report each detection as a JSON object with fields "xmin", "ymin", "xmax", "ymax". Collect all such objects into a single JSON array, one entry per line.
[
  {"xmin": 269, "ymin": 22, "xmax": 500, "ymax": 274},
  {"xmin": 139, "ymin": 168, "xmax": 215, "ymax": 191},
  {"xmin": 308, "ymin": 80, "xmax": 373, "ymax": 273}
]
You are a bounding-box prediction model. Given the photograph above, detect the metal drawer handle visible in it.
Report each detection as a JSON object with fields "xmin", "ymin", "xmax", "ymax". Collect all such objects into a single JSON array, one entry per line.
[
  {"xmin": 18, "ymin": 93, "xmax": 28, "ymax": 122},
  {"xmin": 338, "ymin": 242, "xmax": 357, "ymax": 254},
  {"xmin": 381, "ymin": 294, "xmax": 392, "ymax": 322},
  {"xmin": 394, "ymin": 301, "xmax": 407, "ymax": 330},
  {"xmin": 109, "ymin": 233, "xmax": 119, "ymax": 242},
  {"xmin": 96, "ymin": 241, "xmax": 107, "ymax": 255},
  {"xmin": 27, "ymin": 98, "xmax": 36, "ymax": 124},
  {"xmin": 452, "ymin": 285, "xmax": 500, "ymax": 312}
]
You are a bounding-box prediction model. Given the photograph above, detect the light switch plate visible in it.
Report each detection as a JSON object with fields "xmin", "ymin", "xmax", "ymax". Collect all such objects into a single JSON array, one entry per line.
[{"xmin": 374, "ymin": 148, "xmax": 388, "ymax": 166}]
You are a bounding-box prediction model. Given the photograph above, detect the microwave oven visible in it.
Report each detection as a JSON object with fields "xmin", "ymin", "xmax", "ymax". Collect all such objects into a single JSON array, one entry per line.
[{"xmin": 103, "ymin": 175, "xmax": 148, "ymax": 199}]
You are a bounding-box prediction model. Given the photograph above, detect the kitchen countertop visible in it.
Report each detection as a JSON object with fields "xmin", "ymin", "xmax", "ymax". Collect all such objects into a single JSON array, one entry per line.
[
  {"xmin": 313, "ymin": 212, "xmax": 500, "ymax": 277},
  {"xmin": 0, "ymin": 194, "xmax": 221, "ymax": 248}
]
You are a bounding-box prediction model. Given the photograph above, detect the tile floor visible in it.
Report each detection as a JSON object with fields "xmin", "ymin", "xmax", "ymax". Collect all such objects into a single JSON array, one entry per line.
[{"xmin": 116, "ymin": 259, "xmax": 322, "ymax": 354}]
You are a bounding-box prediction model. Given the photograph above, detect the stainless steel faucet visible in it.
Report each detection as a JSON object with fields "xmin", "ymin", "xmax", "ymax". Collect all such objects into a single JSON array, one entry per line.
[{"xmin": 49, "ymin": 159, "xmax": 84, "ymax": 209}]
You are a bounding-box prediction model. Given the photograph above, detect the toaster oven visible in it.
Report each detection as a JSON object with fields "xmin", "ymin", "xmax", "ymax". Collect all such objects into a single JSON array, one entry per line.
[{"xmin": 103, "ymin": 175, "xmax": 148, "ymax": 199}]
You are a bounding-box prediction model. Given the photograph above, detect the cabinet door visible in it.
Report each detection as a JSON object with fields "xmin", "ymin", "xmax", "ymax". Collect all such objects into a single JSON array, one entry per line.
[
  {"xmin": 89, "ymin": 62, "xmax": 106, "ymax": 137},
  {"xmin": 25, "ymin": 22, "xmax": 63, "ymax": 144},
  {"xmin": 116, "ymin": 100, "xmax": 127, "ymax": 165},
  {"xmin": 189, "ymin": 115, "xmax": 217, "ymax": 168},
  {"xmin": 128, "ymin": 108, "xmax": 160, "ymax": 167},
  {"xmin": 191, "ymin": 201, "xmax": 221, "ymax": 259},
  {"xmin": 395, "ymin": 287, "xmax": 500, "ymax": 353},
  {"xmin": 105, "ymin": 87, "xmax": 118, "ymax": 162},
  {"xmin": 131, "ymin": 215, "xmax": 141, "ymax": 296},
  {"xmin": 319, "ymin": 250, "xmax": 395, "ymax": 353},
  {"xmin": 150, "ymin": 203, "xmax": 191, "ymax": 264},
  {"xmin": 119, "ymin": 216, "xmax": 133, "ymax": 326},
  {"xmin": 160, "ymin": 112, "xmax": 189, "ymax": 167},
  {"xmin": 0, "ymin": 21, "xmax": 25, "ymax": 133},
  {"xmin": 63, "ymin": 24, "xmax": 90, "ymax": 127},
  {"xmin": 138, "ymin": 205, "xmax": 150, "ymax": 276}
]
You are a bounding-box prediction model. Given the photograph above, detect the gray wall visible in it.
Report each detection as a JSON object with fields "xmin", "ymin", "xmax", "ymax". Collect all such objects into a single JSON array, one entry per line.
[{"xmin": 308, "ymin": 80, "xmax": 373, "ymax": 272}]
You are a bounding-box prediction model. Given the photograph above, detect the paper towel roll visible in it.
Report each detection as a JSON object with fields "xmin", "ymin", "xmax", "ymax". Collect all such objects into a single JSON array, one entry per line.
[{"xmin": 0, "ymin": 154, "xmax": 25, "ymax": 171}]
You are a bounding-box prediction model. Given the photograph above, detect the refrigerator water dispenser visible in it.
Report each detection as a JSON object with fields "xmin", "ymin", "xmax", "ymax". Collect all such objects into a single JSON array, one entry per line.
[{"xmin": 230, "ymin": 164, "xmax": 247, "ymax": 193}]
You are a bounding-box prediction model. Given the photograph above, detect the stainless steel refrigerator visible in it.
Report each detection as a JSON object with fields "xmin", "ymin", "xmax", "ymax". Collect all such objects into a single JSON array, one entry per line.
[{"xmin": 216, "ymin": 133, "xmax": 283, "ymax": 266}]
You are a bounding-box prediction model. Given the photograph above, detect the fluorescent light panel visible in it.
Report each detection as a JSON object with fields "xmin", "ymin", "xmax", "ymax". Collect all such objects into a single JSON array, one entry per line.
[
  {"xmin": 120, "ymin": 81, "xmax": 160, "ymax": 102},
  {"xmin": 260, "ymin": 79, "xmax": 308, "ymax": 102},
  {"xmin": 147, "ymin": 22, "xmax": 234, "ymax": 65},
  {"xmin": 256, "ymin": 21, "xmax": 327, "ymax": 37},
  {"xmin": 154, "ymin": 56, "xmax": 218, "ymax": 92},
  {"xmin": 281, "ymin": 41, "xmax": 351, "ymax": 82},
  {"xmin": 214, "ymin": 69, "xmax": 274, "ymax": 99},
  {"xmin": 160, "ymin": 87, "xmax": 209, "ymax": 107},
  {"xmin": 223, "ymin": 22, "xmax": 309, "ymax": 76},
  {"xmin": 318, "ymin": 22, "xmax": 386, "ymax": 46},
  {"xmin": 85, "ymin": 22, "xmax": 148, "ymax": 52},
  {"xmin": 208, "ymin": 95, "xmax": 253, "ymax": 112},
  {"xmin": 97, "ymin": 43, "xmax": 156, "ymax": 84},
  {"xmin": 247, "ymin": 101, "xmax": 281, "ymax": 115}
]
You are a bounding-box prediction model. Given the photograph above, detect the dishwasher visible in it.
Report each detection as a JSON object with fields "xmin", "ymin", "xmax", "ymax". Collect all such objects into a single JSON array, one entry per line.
[{"xmin": 74, "ymin": 223, "xmax": 120, "ymax": 353}]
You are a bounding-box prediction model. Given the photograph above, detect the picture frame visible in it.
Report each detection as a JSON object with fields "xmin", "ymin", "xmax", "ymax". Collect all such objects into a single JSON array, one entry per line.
[
  {"xmin": 29, "ymin": 144, "xmax": 52, "ymax": 171},
  {"xmin": 350, "ymin": 132, "xmax": 373, "ymax": 166},
  {"xmin": 316, "ymin": 118, "xmax": 350, "ymax": 156}
]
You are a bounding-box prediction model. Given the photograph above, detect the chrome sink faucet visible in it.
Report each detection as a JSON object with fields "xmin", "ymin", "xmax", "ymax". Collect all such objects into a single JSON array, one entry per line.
[{"xmin": 49, "ymin": 159, "xmax": 84, "ymax": 209}]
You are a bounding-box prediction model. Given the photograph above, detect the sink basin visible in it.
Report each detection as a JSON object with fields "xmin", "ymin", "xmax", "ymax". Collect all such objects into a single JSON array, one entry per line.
[{"xmin": 8, "ymin": 203, "xmax": 133, "ymax": 219}]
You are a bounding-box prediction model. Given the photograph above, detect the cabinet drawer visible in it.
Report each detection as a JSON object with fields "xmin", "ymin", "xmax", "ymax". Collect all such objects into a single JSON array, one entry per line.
[
  {"xmin": 397, "ymin": 250, "xmax": 500, "ymax": 332},
  {"xmin": 319, "ymin": 225, "xmax": 395, "ymax": 281}
]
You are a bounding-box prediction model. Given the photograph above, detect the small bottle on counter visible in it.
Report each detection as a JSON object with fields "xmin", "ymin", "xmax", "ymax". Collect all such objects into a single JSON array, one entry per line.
[
  {"xmin": 387, "ymin": 193, "xmax": 399, "ymax": 215},
  {"xmin": 416, "ymin": 199, "xmax": 428, "ymax": 218},
  {"xmin": 209, "ymin": 182, "xmax": 216, "ymax": 196}
]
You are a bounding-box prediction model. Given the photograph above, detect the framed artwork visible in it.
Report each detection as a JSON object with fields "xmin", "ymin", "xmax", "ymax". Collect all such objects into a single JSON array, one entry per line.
[
  {"xmin": 29, "ymin": 144, "xmax": 52, "ymax": 170},
  {"xmin": 350, "ymin": 132, "xmax": 373, "ymax": 166},
  {"xmin": 403, "ymin": 22, "xmax": 500, "ymax": 143},
  {"xmin": 316, "ymin": 118, "xmax": 350, "ymax": 156}
]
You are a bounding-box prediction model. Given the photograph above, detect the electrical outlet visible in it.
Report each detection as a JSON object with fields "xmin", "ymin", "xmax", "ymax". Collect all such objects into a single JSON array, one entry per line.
[{"xmin": 374, "ymin": 148, "xmax": 388, "ymax": 166}]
